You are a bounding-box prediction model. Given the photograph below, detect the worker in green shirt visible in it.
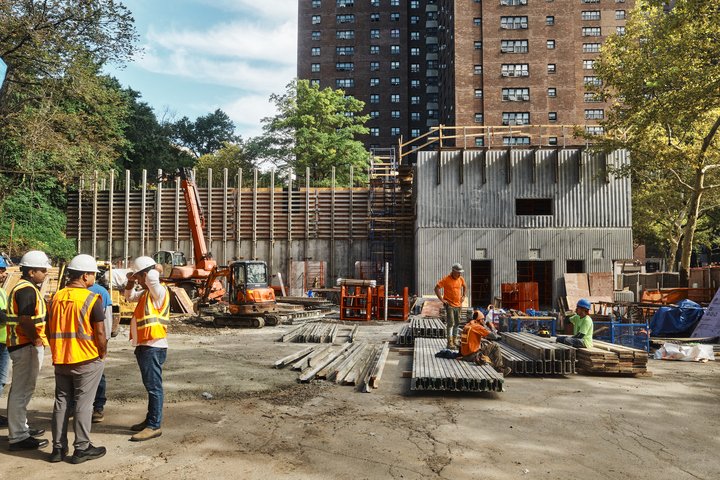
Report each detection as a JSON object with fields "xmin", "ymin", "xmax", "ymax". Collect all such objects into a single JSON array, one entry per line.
[{"xmin": 556, "ymin": 298, "xmax": 593, "ymax": 348}]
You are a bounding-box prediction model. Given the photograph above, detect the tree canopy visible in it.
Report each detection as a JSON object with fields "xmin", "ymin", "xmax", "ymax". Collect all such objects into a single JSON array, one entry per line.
[
  {"xmin": 593, "ymin": 0, "xmax": 720, "ymax": 279},
  {"xmin": 256, "ymin": 79, "xmax": 370, "ymax": 186},
  {"xmin": 172, "ymin": 109, "xmax": 240, "ymax": 159}
]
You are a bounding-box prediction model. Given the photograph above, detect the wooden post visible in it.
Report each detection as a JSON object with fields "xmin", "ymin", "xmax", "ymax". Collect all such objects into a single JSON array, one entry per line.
[
  {"xmin": 304, "ymin": 167, "xmax": 310, "ymax": 262},
  {"xmin": 156, "ymin": 169, "xmax": 163, "ymax": 254},
  {"xmin": 330, "ymin": 167, "xmax": 336, "ymax": 281},
  {"xmin": 287, "ymin": 169, "xmax": 293, "ymax": 289},
  {"xmin": 252, "ymin": 168, "xmax": 258, "ymax": 259},
  {"xmin": 236, "ymin": 168, "xmax": 243, "ymax": 260},
  {"xmin": 174, "ymin": 176, "xmax": 180, "ymax": 252},
  {"xmin": 124, "ymin": 170, "xmax": 130, "ymax": 268},
  {"xmin": 108, "ymin": 170, "xmax": 114, "ymax": 262},
  {"xmin": 140, "ymin": 169, "xmax": 147, "ymax": 257},
  {"xmin": 269, "ymin": 168, "xmax": 275, "ymax": 274},
  {"xmin": 223, "ymin": 168, "xmax": 229, "ymax": 265},
  {"xmin": 78, "ymin": 175, "xmax": 84, "ymax": 253},
  {"xmin": 349, "ymin": 166, "xmax": 354, "ymax": 279},
  {"xmin": 92, "ymin": 171, "xmax": 98, "ymax": 258},
  {"xmin": 207, "ymin": 168, "xmax": 213, "ymax": 259}
]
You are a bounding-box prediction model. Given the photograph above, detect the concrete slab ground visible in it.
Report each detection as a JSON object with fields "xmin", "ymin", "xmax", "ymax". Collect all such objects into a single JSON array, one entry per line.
[{"xmin": 0, "ymin": 320, "xmax": 718, "ymax": 480}]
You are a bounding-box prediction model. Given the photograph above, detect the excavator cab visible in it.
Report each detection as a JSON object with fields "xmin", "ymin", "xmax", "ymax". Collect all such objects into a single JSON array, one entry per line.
[
  {"xmin": 228, "ymin": 260, "xmax": 277, "ymax": 315},
  {"xmin": 153, "ymin": 250, "xmax": 188, "ymax": 278}
]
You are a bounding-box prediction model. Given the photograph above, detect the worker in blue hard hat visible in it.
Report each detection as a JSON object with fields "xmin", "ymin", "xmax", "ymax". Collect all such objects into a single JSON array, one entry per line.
[
  {"xmin": 556, "ymin": 298, "xmax": 594, "ymax": 348},
  {"xmin": 0, "ymin": 255, "xmax": 9, "ymax": 427}
]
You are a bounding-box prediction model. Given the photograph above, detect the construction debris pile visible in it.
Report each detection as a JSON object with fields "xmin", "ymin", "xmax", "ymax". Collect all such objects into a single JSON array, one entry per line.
[
  {"xmin": 500, "ymin": 332, "xmax": 576, "ymax": 375},
  {"xmin": 576, "ymin": 340, "xmax": 650, "ymax": 374},
  {"xmin": 274, "ymin": 342, "xmax": 390, "ymax": 392}
]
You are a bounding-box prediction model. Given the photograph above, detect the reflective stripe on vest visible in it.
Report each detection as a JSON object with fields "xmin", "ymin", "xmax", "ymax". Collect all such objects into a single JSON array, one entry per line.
[
  {"xmin": 48, "ymin": 288, "xmax": 100, "ymax": 365},
  {"xmin": 6, "ymin": 280, "xmax": 47, "ymax": 347},
  {"xmin": 132, "ymin": 287, "xmax": 170, "ymax": 343}
]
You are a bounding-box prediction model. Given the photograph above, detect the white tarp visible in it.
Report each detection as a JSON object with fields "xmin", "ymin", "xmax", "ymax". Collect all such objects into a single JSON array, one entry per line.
[{"xmin": 654, "ymin": 343, "xmax": 715, "ymax": 362}]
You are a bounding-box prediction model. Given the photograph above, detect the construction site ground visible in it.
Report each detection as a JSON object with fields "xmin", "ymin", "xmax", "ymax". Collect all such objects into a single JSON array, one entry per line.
[{"xmin": 1, "ymin": 320, "xmax": 718, "ymax": 480}]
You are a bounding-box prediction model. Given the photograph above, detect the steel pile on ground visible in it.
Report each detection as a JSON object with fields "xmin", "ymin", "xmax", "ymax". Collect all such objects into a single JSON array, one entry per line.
[
  {"xmin": 501, "ymin": 332, "xmax": 576, "ymax": 375},
  {"xmin": 410, "ymin": 316, "xmax": 446, "ymax": 339},
  {"xmin": 499, "ymin": 343, "xmax": 542, "ymax": 375},
  {"xmin": 396, "ymin": 325, "xmax": 413, "ymax": 346},
  {"xmin": 411, "ymin": 338, "xmax": 504, "ymax": 392}
]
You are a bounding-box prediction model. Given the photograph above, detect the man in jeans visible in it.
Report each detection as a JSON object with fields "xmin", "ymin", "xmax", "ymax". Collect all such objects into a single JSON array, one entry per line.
[
  {"xmin": 125, "ymin": 256, "xmax": 169, "ymax": 442},
  {"xmin": 434, "ymin": 263, "xmax": 467, "ymax": 349}
]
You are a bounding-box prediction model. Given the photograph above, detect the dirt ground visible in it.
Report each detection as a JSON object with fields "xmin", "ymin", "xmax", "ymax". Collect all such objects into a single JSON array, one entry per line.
[{"xmin": 0, "ymin": 320, "xmax": 718, "ymax": 480}]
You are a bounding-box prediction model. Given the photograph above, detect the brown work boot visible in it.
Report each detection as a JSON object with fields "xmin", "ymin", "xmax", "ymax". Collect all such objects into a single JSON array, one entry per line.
[
  {"xmin": 130, "ymin": 427, "xmax": 162, "ymax": 442},
  {"xmin": 454, "ymin": 336, "xmax": 461, "ymax": 350},
  {"xmin": 130, "ymin": 421, "xmax": 146, "ymax": 432},
  {"xmin": 447, "ymin": 337, "xmax": 455, "ymax": 349}
]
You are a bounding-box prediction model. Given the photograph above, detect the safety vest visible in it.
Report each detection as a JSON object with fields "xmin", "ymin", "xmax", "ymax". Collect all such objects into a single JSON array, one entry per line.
[
  {"xmin": 131, "ymin": 287, "xmax": 170, "ymax": 343},
  {"xmin": 0, "ymin": 287, "xmax": 7, "ymax": 344},
  {"xmin": 6, "ymin": 279, "xmax": 48, "ymax": 348},
  {"xmin": 48, "ymin": 288, "xmax": 101, "ymax": 365},
  {"xmin": 459, "ymin": 320, "xmax": 491, "ymax": 357}
]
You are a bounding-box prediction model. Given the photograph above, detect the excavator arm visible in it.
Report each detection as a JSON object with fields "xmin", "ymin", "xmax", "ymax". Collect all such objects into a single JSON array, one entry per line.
[{"xmin": 178, "ymin": 168, "xmax": 216, "ymax": 273}]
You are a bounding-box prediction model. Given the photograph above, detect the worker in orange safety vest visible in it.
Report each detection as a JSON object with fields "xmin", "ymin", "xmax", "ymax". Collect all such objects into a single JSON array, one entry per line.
[{"xmin": 459, "ymin": 310, "xmax": 511, "ymax": 376}]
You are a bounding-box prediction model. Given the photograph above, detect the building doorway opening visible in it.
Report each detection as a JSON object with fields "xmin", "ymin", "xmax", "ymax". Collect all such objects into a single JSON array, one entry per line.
[
  {"xmin": 517, "ymin": 261, "xmax": 554, "ymax": 308},
  {"xmin": 471, "ymin": 260, "xmax": 493, "ymax": 308},
  {"xmin": 566, "ymin": 260, "xmax": 585, "ymax": 274}
]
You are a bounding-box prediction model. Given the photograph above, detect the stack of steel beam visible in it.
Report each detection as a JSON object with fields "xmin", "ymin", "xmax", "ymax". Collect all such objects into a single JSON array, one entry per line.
[
  {"xmin": 498, "ymin": 343, "xmax": 543, "ymax": 375},
  {"xmin": 410, "ymin": 316, "xmax": 446, "ymax": 339},
  {"xmin": 396, "ymin": 324, "xmax": 413, "ymax": 346},
  {"xmin": 501, "ymin": 332, "xmax": 576, "ymax": 375},
  {"xmin": 411, "ymin": 338, "xmax": 504, "ymax": 392}
]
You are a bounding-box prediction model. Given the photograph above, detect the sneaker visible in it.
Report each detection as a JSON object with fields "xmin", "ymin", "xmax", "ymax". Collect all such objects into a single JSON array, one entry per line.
[
  {"xmin": 130, "ymin": 421, "xmax": 146, "ymax": 432},
  {"xmin": 49, "ymin": 447, "xmax": 68, "ymax": 463},
  {"xmin": 130, "ymin": 427, "xmax": 162, "ymax": 442},
  {"xmin": 9, "ymin": 436, "xmax": 49, "ymax": 451},
  {"xmin": 92, "ymin": 410, "xmax": 104, "ymax": 423},
  {"xmin": 29, "ymin": 428, "xmax": 46, "ymax": 437},
  {"xmin": 70, "ymin": 444, "xmax": 106, "ymax": 464}
]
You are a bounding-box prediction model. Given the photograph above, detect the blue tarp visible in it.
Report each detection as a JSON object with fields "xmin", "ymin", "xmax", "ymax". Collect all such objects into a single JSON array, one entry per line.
[{"xmin": 649, "ymin": 299, "xmax": 705, "ymax": 336}]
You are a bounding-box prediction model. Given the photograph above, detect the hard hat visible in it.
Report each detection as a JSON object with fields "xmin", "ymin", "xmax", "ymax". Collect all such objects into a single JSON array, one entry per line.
[
  {"xmin": 577, "ymin": 298, "xmax": 592, "ymax": 310},
  {"xmin": 66, "ymin": 254, "xmax": 100, "ymax": 273},
  {"xmin": 451, "ymin": 262, "xmax": 464, "ymax": 273},
  {"xmin": 472, "ymin": 310, "xmax": 485, "ymax": 321},
  {"xmin": 133, "ymin": 256, "xmax": 157, "ymax": 273},
  {"xmin": 0, "ymin": 257, "xmax": 6, "ymax": 269},
  {"xmin": 19, "ymin": 250, "xmax": 51, "ymax": 269}
]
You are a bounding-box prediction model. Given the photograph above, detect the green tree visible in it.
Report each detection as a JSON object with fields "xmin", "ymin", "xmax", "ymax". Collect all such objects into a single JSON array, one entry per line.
[
  {"xmin": 257, "ymin": 79, "xmax": 370, "ymax": 186},
  {"xmin": 172, "ymin": 109, "xmax": 239, "ymax": 159},
  {"xmin": 593, "ymin": 0, "xmax": 720, "ymax": 281},
  {"xmin": 195, "ymin": 142, "xmax": 258, "ymax": 185}
]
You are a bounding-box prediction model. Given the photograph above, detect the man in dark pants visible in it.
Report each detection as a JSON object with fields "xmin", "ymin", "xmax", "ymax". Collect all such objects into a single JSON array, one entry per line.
[{"xmin": 556, "ymin": 298, "xmax": 594, "ymax": 348}]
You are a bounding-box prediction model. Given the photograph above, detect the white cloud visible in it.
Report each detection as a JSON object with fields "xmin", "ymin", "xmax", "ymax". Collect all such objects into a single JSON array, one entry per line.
[
  {"xmin": 200, "ymin": 0, "xmax": 296, "ymax": 20},
  {"xmin": 223, "ymin": 93, "xmax": 279, "ymax": 138}
]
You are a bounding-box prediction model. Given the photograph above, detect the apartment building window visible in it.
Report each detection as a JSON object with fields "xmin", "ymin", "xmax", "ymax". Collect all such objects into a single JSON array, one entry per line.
[
  {"xmin": 370, "ymin": 29, "xmax": 380, "ymax": 39},
  {"xmin": 583, "ymin": 43, "xmax": 601, "ymax": 53},
  {"xmin": 548, "ymin": 112, "xmax": 557, "ymax": 122},
  {"xmin": 474, "ymin": 89, "xmax": 483, "ymax": 98},
  {"xmin": 474, "ymin": 113, "xmax": 484, "ymax": 123},
  {"xmin": 391, "ymin": 29, "xmax": 401, "ymax": 38},
  {"xmin": 547, "ymin": 39, "xmax": 555, "ymax": 49},
  {"xmin": 370, "ymin": 0, "xmax": 379, "ymax": 5},
  {"xmin": 391, "ymin": 94, "xmax": 400, "ymax": 103},
  {"xmin": 584, "ymin": 76, "xmax": 602, "ymax": 85},
  {"xmin": 501, "ymin": 64, "xmax": 529, "ymax": 77},
  {"xmin": 370, "ymin": 13, "xmax": 380, "ymax": 22},
  {"xmin": 411, "ymin": 15, "xmax": 420, "ymax": 24},
  {"xmin": 391, "ymin": 110, "xmax": 400, "ymax": 119},
  {"xmin": 410, "ymin": 79, "xmax": 420, "ymax": 88},
  {"xmin": 336, "ymin": 62, "xmax": 354, "ymax": 71},
  {"xmin": 391, "ymin": 45, "xmax": 400, "ymax": 54},
  {"xmin": 411, "ymin": 112, "xmax": 421, "ymax": 121},
  {"xmin": 311, "ymin": 47, "xmax": 321, "ymax": 56},
  {"xmin": 500, "ymin": 0, "xmax": 528, "ymax": 5},
  {"xmin": 502, "ymin": 112, "xmax": 530, "ymax": 126},
  {"xmin": 390, "ymin": 0, "xmax": 400, "ymax": 6},
  {"xmin": 390, "ymin": 13, "xmax": 400, "ymax": 21},
  {"xmin": 390, "ymin": 127, "xmax": 401, "ymax": 135},
  {"xmin": 581, "ymin": 11, "xmax": 601, "ymax": 21},
  {"xmin": 428, "ymin": 60, "xmax": 438, "ymax": 69},
  {"xmin": 310, "ymin": 79, "xmax": 320, "ymax": 87},
  {"xmin": 616, "ymin": 10, "xmax": 626, "ymax": 19},
  {"xmin": 336, "ymin": 46, "xmax": 354, "ymax": 55},
  {"xmin": 391, "ymin": 61, "xmax": 400, "ymax": 69},
  {"xmin": 410, "ymin": 63, "xmax": 420, "ymax": 73},
  {"xmin": 370, "ymin": 62, "xmax": 380, "ymax": 71},
  {"xmin": 370, "ymin": 111, "xmax": 379, "ymax": 119},
  {"xmin": 312, "ymin": 0, "xmax": 321, "ymax": 7},
  {"xmin": 370, "ymin": 94, "xmax": 380, "ymax": 103},
  {"xmin": 474, "ymin": 41, "xmax": 482, "ymax": 50},
  {"xmin": 336, "ymin": 79, "xmax": 354, "ymax": 88},
  {"xmin": 410, "ymin": 0, "xmax": 420, "ymax": 7},
  {"xmin": 583, "ymin": 60, "xmax": 595, "ymax": 70},
  {"xmin": 474, "ymin": 18, "xmax": 482, "ymax": 26},
  {"xmin": 584, "ymin": 92, "xmax": 602, "ymax": 102},
  {"xmin": 616, "ymin": 26, "xmax": 626, "ymax": 35},
  {"xmin": 475, "ymin": 138, "xmax": 485, "ymax": 147},
  {"xmin": 410, "ymin": 31, "xmax": 420, "ymax": 40},
  {"xmin": 501, "ymin": 16, "xmax": 529, "ymax": 29},
  {"xmin": 585, "ymin": 126, "xmax": 605, "ymax": 135},
  {"xmin": 411, "ymin": 96, "xmax": 421, "ymax": 105},
  {"xmin": 548, "ymin": 137, "xmax": 558, "ymax": 146},
  {"xmin": 391, "ymin": 77, "xmax": 400, "ymax": 86},
  {"xmin": 336, "ymin": 0, "xmax": 353, "ymax": 6},
  {"xmin": 311, "ymin": 63, "xmax": 320, "ymax": 73},
  {"xmin": 312, "ymin": 15, "xmax": 321, "ymax": 24},
  {"xmin": 474, "ymin": 65, "xmax": 483, "ymax": 75},
  {"xmin": 336, "ymin": 30, "xmax": 354, "ymax": 40},
  {"xmin": 370, "ymin": 127, "xmax": 380, "ymax": 137},
  {"xmin": 311, "ymin": 31, "xmax": 321, "ymax": 41},
  {"xmin": 504, "ymin": 136, "xmax": 530, "ymax": 145},
  {"xmin": 370, "ymin": 45, "xmax": 380, "ymax": 54},
  {"xmin": 502, "ymin": 88, "xmax": 530, "ymax": 101},
  {"xmin": 501, "ymin": 39, "xmax": 528, "ymax": 53},
  {"xmin": 548, "ymin": 87, "xmax": 557, "ymax": 97},
  {"xmin": 336, "ymin": 14, "xmax": 354, "ymax": 23},
  {"xmin": 412, "ymin": 128, "xmax": 421, "ymax": 137},
  {"xmin": 585, "ymin": 109, "xmax": 604, "ymax": 120},
  {"xmin": 546, "ymin": 16, "xmax": 555, "ymax": 25},
  {"xmin": 547, "ymin": 63, "xmax": 556, "ymax": 73},
  {"xmin": 582, "ymin": 27, "xmax": 601, "ymax": 36},
  {"xmin": 370, "ymin": 78, "xmax": 379, "ymax": 86}
]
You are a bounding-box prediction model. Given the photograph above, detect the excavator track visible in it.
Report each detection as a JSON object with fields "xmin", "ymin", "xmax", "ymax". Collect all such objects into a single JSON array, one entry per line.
[{"xmin": 210, "ymin": 309, "xmax": 324, "ymax": 328}]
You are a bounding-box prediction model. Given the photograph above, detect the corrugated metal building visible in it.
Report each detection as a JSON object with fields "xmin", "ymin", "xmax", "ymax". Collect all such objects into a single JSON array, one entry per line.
[{"xmin": 415, "ymin": 149, "xmax": 632, "ymax": 308}]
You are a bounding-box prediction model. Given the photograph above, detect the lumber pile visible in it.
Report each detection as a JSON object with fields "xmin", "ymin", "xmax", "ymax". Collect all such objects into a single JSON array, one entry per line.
[
  {"xmin": 577, "ymin": 340, "xmax": 649, "ymax": 374},
  {"xmin": 168, "ymin": 286, "xmax": 195, "ymax": 314},
  {"xmin": 279, "ymin": 322, "xmax": 340, "ymax": 343},
  {"xmin": 501, "ymin": 332, "xmax": 576, "ymax": 375},
  {"xmin": 411, "ymin": 338, "xmax": 504, "ymax": 392},
  {"xmin": 274, "ymin": 342, "xmax": 391, "ymax": 392}
]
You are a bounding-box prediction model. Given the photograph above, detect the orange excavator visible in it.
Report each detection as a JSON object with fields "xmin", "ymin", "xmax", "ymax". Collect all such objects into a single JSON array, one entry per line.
[{"xmin": 153, "ymin": 168, "xmax": 224, "ymax": 301}]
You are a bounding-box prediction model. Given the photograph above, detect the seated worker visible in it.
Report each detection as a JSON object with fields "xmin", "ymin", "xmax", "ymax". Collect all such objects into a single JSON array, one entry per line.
[
  {"xmin": 459, "ymin": 310, "xmax": 511, "ymax": 376},
  {"xmin": 556, "ymin": 298, "xmax": 593, "ymax": 348},
  {"xmin": 484, "ymin": 304, "xmax": 499, "ymax": 334}
]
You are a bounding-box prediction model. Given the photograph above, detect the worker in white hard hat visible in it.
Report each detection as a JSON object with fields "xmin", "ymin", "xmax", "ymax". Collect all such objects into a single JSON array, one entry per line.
[
  {"xmin": 47, "ymin": 254, "xmax": 107, "ymax": 463},
  {"xmin": 434, "ymin": 263, "xmax": 467, "ymax": 349},
  {"xmin": 0, "ymin": 256, "xmax": 9, "ymax": 428},
  {"xmin": 6, "ymin": 250, "xmax": 51, "ymax": 451},
  {"xmin": 124, "ymin": 256, "xmax": 169, "ymax": 442}
]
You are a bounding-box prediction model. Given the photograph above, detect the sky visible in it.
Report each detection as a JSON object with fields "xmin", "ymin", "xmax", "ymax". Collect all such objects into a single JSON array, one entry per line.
[{"xmin": 107, "ymin": 0, "xmax": 298, "ymax": 139}]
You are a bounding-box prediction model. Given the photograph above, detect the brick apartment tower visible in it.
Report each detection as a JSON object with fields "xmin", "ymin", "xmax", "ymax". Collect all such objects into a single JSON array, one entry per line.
[{"xmin": 297, "ymin": 0, "xmax": 631, "ymax": 151}]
